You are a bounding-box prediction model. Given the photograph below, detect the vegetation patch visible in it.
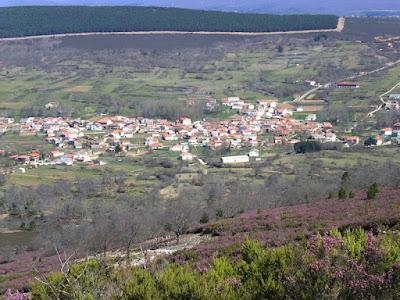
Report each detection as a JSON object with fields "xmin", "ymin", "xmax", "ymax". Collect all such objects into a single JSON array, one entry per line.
[
  {"xmin": 0, "ymin": 7, "xmax": 338, "ymax": 38},
  {"xmin": 65, "ymin": 85, "xmax": 93, "ymax": 93},
  {"xmin": 21, "ymin": 229, "xmax": 400, "ymax": 299}
]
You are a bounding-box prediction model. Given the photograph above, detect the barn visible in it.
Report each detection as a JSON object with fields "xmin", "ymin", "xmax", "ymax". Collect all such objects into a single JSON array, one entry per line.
[{"xmin": 336, "ymin": 82, "xmax": 360, "ymax": 89}]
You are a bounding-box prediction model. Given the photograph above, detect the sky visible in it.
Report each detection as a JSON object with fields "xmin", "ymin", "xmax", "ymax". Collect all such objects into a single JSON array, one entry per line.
[{"xmin": 1, "ymin": 0, "xmax": 400, "ymax": 16}]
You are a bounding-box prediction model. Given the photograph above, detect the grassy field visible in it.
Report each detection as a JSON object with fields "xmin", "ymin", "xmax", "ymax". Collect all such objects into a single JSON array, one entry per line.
[
  {"xmin": 0, "ymin": 18, "xmax": 398, "ymax": 217},
  {"xmin": 0, "ymin": 27, "xmax": 397, "ymax": 191},
  {"xmin": 0, "ymin": 36, "xmax": 389, "ymax": 119},
  {"xmin": 329, "ymin": 64, "xmax": 400, "ymax": 108},
  {"xmin": 0, "ymin": 133, "xmax": 52, "ymax": 154}
]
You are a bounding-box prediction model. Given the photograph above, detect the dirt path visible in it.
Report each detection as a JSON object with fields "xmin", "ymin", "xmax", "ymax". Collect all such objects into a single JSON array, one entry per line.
[
  {"xmin": 346, "ymin": 59, "xmax": 400, "ymax": 82},
  {"xmin": 296, "ymin": 59, "xmax": 400, "ymax": 109},
  {"xmin": 368, "ymin": 80, "xmax": 400, "ymax": 117},
  {"xmin": 83, "ymin": 234, "xmax": 211, "ymax": 267},
  {"xmin": 294, "ymin": 86, "xmax": 322, "ymax": 103},
  {"xmin": 0, "ymin": 17, "xmax": 345, "ymax": 42}
]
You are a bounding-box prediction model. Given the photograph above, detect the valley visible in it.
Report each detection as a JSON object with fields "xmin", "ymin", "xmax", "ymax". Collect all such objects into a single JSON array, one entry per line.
[{"xmin": 0, "ymin": 13, "xmax": 400, "ymax": 299}]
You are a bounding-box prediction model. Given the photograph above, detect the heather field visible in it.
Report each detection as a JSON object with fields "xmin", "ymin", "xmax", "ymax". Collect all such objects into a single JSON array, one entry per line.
[{"xmin": 190, "ymin": 187, "xmax": 400, "ymax": 260}]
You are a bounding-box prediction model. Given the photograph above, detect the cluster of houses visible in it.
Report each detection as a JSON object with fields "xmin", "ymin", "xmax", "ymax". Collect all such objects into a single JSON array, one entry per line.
[
  {"xmin": 369, "ymin": 123, "xmax": 400, "ymax": 146},
  {"xmin": 2, "ymin": 95, "xmax": 398, "ymax": 167}
]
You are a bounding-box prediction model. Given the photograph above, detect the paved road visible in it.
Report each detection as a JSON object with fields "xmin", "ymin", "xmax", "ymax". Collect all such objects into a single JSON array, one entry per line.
[{"xmin": 0, "ymin": 17, "xmax": 345, "ymax": 42}]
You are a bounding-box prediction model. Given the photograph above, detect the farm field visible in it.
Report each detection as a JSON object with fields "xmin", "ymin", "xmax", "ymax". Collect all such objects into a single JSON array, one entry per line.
[
  {"xmin": 0, "ymin": 17, "xmax": 398, "ymax": 198},
  {"xmin": 0, "ymin": 18, "xmax": 398, "ymax": 120}
]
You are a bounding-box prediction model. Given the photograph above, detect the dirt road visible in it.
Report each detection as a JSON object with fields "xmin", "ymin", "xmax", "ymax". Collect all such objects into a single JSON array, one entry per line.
[
  {"xmin": 296, "ymin": 59, "xmax": 400, "ymax": 109},
  {"xmin": 0, "ymin": 17, "xmax": 345, "ymax": 42},
  {"xmin": 368, "ymin": 80, "xmax": 400, "ymax": 117},
  {"xmin": 294, "ymin": 86, "xmax": 322, "ymax": 103}
]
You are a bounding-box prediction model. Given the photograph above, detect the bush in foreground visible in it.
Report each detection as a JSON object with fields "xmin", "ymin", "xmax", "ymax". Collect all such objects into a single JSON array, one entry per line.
[{"xmin": 25, "ymin": 228, "xmax": 400, "ymax": 299}]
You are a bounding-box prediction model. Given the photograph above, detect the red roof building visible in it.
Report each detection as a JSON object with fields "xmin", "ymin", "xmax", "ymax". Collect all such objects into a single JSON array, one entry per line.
[{"xmin": 336, "ymin": 82, "xmax": 360, "ymax": 88}]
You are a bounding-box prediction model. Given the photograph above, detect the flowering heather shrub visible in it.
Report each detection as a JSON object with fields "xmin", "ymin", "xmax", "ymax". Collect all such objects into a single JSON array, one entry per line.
[
  {"xmin": 29, "ymin": 229, "xmax": 400, "ymax": 299},
  {"xmin": 4, "ymin": 289, "xmax": 30, "ymax": 300}
]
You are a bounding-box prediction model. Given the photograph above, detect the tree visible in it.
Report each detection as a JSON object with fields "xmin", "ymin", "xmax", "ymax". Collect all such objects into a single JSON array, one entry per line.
[
  {"xmin": 163, "ymin": 199, "xmax": 198, "ymax": 244},
  {"xmin": 367, "ymin": 183, "xmax": 379, "ymax": 199},
  {"xmin": 364, "ymin": 137, "xmax": 377, "ymax": 146},
  {"xmin": 216, "ymin": 208, "xmax": 224, "ymax": 219},
  {"xmin": 338, "ymin": 187, "xmax": 348, "ymax": 199},
  {"xmin": 341, "ymin": 172, "xmax": 350, "ymax": 183},
  {"xmin": 294, "ymin": 141, "xmax": 322, "ymax": 154},
  {"xmin": 115, "ymin": 144, "xmax": 122, "ymax": 154},
  {"xmin": 114, "ymin": 207, "xmax": 143, "ymax": 262},
  {"xmin": 200, "ymin": 212, "xmax": 210, "ymax": 224},
  {"xmin": 87, "ymin": 215, "xmax": 118, "ymax": 256},
  {"xmin": 0, "ymin": 175, "xmax": 7, "ymax": 187}
]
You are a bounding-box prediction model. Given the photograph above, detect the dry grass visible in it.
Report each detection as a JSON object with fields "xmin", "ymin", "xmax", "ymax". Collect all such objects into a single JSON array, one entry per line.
[
  {"xmin": 302, "ymin": 105, "xmax": 324, "ymax": 112},
  {"xmin": 65, "ymin": 85, "xmax": 93, "ymax": 93},
  {"xmin": 160, "ymin": 185, "xmax": 179, "ymax": 199}
]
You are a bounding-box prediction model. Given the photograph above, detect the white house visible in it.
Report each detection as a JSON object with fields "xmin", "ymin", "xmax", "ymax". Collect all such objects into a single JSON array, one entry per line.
[
  {"xmin": 181, "ymin": 150, "xmax": 194, "ymax": 162},
  {"xmin": 170, "ymin": 144, "xmax": 183, "ymax": 152},
  {"xmin": 248, "ymin": 149, "xmax": 260, "ymax": 158},
  {"xmin": 381, "ymin": 128, "xmax": 393, "ymax": 136},
  {"xmin": 180, "ymin": 118, "xmax": 192, "ymax": 126},
  {"xmin": 387, "ymin": 101, "xmax": 399, "ymax": 110},
  {"xmin": 221, "ymin": 155, "xmax": 250, "ymax": 165},
  {"xmin": 59, "ymin": 156, "xmax": 74, "ymax": 166},
  {"xmin": 305, "ymin": 114, "xmax": 317, "ymax": 121}
]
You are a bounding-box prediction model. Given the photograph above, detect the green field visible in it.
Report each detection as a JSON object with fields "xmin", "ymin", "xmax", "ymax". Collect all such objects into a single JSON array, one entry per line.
[{"xmin": 0, "ymin": 37, "xmax": 388, "ymax": 119}]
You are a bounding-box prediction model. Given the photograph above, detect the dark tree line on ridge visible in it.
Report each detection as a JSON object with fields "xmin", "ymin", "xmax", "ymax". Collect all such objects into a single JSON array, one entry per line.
[{"xmin": 0, "ymin": 6, "xmax": 339, "ymax": 38}]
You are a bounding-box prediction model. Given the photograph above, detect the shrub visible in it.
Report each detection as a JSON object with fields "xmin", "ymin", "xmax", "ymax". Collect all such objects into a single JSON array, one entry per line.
[
  {"xmin": 338, "ymin": 187, "xmax": 348, "ymax": 199},
  {"xmin": 28, "ymin": 229, "xmax": 400, "ymax": 299},
  {"xmin": 342, "ymin": 228, "xmax": 368, "ymax": 259},
  {"xmin": 240, "ymin": 239, "xmax": 291, "ymax": 299},
  {"xmin": 200, "ymin": 212, "xmax": 210, "ymax": 224},
  {"xmin": 216, "ymin": 208, "xmax": 224, "ymax": 219},
  {"xmin": 156, "ymin": 265, "xmax": 206, "ymax": 299},
  {"xmin": 294, "ymin": 141, "xmax": 322, "ymax": 154},
  {"xmin": 367, "ymin": 183, "xmax": 379, "ymax": 199},
  {"xmin": 123, "ymin": 267, "xmax": 158, "ymax": 300},
  {"xmin": 364, "ymin": 137, "xmax": 377, "ymax": 146}
]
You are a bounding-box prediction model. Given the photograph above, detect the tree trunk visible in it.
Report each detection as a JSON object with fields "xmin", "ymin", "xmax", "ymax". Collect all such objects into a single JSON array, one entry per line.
[
  {"xmin": 126, "ymin": 241, "xmax": 131, "ymax": 265},
  {"xmin": 140, "ymin": 244, "xmax": 148, "ymax": 269}
]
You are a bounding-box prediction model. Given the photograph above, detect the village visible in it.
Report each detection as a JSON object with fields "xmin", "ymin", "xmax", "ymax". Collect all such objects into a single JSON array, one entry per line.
[{"xmin": 1, "ymin": 92, "xmax": 400, "ymax": 170}]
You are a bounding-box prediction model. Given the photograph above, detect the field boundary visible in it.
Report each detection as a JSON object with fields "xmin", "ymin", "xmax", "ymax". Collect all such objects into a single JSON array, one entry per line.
[{"xmin": 0, "ymin": 17, "xmax": 345, "ymax": 42}]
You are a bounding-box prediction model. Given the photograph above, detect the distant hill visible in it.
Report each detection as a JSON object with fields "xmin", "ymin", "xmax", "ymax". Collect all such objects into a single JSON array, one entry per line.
[
  {"xmin": 0, "ymin": 6, "xmax": 338, "ymax": 38},
  {"xmin": 1, "ymin": 0, "xmax": 400, "ymax": 16}
]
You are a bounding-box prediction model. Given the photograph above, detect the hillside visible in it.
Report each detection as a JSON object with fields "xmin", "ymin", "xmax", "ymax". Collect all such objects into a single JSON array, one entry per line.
[
  {"xmin": 3, "ymin": 186, "xmax": 400, "ymax": 298},
  {"xmin": 190, "ymin": 187, "xmax": 400, "ymax": 259},
  {"xmin": 0, "ymin": 6, "xmax": 339, "ymax": 38}
]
